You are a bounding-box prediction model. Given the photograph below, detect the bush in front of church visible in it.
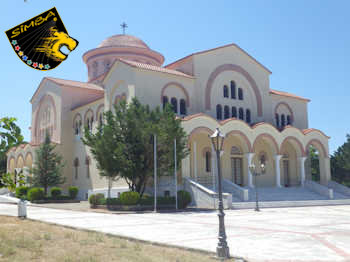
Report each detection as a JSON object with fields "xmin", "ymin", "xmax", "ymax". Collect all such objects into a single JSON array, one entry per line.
[
  {"xmin": 16, "ymin": 186, "xmax": 29, "ymax": 200},
  {"xmin": 89, "ymin": 193, "xmax": 105, "ymax": 208},
  {"xmin": 177, "ymin": 190, "xmax": 191, "ymax": 209},
  {"xmin": 68, "ymin": 186, "xmax": 79, "ymax": 199},
  {"xmin": 50, "ymin": 187, "xmax": 62, "ymax": 199},
  {"xmin": 120, "ymin": 191, "xmax": 140, "ymax": 205},
  {"xmin": 27, "ymin": 187, "xmax": 45, "ymax": 201}
]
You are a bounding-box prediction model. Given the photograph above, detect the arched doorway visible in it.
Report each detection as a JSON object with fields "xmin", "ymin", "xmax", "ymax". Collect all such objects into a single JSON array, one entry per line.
[{"xmin": 305, "ymin": 139, "xmax": 329, "ymax": 185}]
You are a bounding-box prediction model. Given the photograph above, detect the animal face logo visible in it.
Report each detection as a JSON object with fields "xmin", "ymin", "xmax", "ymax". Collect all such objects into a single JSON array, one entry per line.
[{"xmin": 5, "ymin": 7, "xmax": 78, "ymax": 71}]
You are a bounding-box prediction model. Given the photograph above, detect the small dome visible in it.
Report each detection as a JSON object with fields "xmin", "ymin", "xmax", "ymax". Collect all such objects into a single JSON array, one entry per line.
[{"xmin": 98, "ymin": 34, "xmax": 150, "ymax": 49}]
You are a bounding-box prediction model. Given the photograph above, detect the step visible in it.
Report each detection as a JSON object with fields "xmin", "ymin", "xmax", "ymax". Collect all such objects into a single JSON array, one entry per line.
[{"xmin": 231, "ymin": 199, "xmax": 350, "ymax": 209}]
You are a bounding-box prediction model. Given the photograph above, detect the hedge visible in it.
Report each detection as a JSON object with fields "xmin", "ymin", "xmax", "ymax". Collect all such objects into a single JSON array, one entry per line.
[
  {"xmin": 27, "ymin": 187, "xmax": 45, "ymax": 201},
  {"xmin": 50, "ymin": 187, "xmax": 62, "ymax": 199},
  {"xmin": 16, "ymin": 186, "xmax": 29, "ymax": 199},
  {"xmin": 120, "ymin": 191, "xmax": 140, "ymax": 205},
  {"xmin": 68, "ymin": 186, "xmax": 79, "ymax": 199}
]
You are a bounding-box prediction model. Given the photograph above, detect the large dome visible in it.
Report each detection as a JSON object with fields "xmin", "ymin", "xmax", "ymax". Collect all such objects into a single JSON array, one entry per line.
[{"xmin": 98, "ymin": 34, "xmax": 150, "ymax": 49}]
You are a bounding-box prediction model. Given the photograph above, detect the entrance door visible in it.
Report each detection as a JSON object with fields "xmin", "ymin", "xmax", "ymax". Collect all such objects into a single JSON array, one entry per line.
[
  {"xmin": 283, "ymin": 160, "xmax": 290, "ymax": 186},
  {"xmin": 231, "ymin": 158, "xmax": 243, "ymax": 186}
]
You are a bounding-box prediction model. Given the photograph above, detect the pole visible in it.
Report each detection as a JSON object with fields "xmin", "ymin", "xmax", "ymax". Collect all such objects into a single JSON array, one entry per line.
[
  {"xmin": 174, "ymin": 139, "xmax": 178, "ymax": 210},
  {"xmin": 154, "ymin": 134, "xmax": 157, "ymax": 212},
  {"xmin": 216, "ymin": 149, "xmax": 230, "ymax": 258}
]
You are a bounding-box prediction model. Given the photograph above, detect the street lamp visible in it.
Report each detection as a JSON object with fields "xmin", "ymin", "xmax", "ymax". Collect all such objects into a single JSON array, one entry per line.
[
  {"xmin": 210, "ymin": 128, "xmax": 230, "ymax": 259},
  {"xmin": 249, "ymin": 161, "xmax": 266, "ymax": 212}
]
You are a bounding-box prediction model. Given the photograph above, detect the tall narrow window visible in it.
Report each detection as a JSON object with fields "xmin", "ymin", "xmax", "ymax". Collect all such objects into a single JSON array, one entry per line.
[
  {"xmin": 230, "ymin": 81, "xmax": 236, "ymax": 99},
  {"xmin": 224, "ymin": 106, "xmax": 230, "ymax": 119},
  {"xmin": 75, "ymin": 122, "xmax": 79, "ymax": 135},
  {"xmin": 287, "ymin": 115, "xmax": 291, "ymax": 125},
  {"xmin": 180, "ymin": 99, "xmax": 186, "ymax": 115},
  {"xmin": 85, "ymin": 156, "xmax": 90, "ymax": 178},
  {"xmin": 74, "ymin": 158, "xmax": 79, "ymax": 180},
  {"xmin": 171, "ymin": 97, "xmax": 178, "ymax": 113},
  {"xmin": 99, "ymin": 113, "xmax": 103, "ymax": 126},
  {"xmin": 232, "ymin": 107, "xmax": 237, "ymax": 118},
  {"xmin": 205, "ymin": 151, "xmax": 211, "ymax": 172},
  {"xmin": 162, "ymin": 96, "xmax": 168, "ymax": 109},
  {"xmin": 238, "ymin": 88, "xmax": 243, "ymax": 100},
  {"xmin": 246, "ymin": 109, "xmax": 251, "ymax": 123},
  {"xmin": 281, "ymin": 114, "xmax": 286, "ymax": 127},
  {"xmin": 239, "ymin": 108, "xmax": 244, "ymax": 120},
  {"xmin": 223, "ymin": 85, "xmax": 229, "ymax": 98},
  {"xmin": 275, "ymin": 113, "xmax": 280, "ymax": 127},
  {"xmin": 216, "ymin": 104, "xmax": 222, "ymax": 120}
]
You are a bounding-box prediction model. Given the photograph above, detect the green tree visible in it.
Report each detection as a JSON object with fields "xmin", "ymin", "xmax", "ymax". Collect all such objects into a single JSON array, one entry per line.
[
  {"xmin": 331, "ymin": 134, "xmax": 350, "ymax": 186},
  {"xmin": 112, "ymin": 99, "xmax": 188, "ymax": 197},
  {"xmin": 31, "ymin": 132, "xmax": 65, "ymax": 196},
  {"xmin": 308, "ymin": 146, "xmax": 320, "ymax": 181},
  {"xmin": 83, "ymin": 98, "xmax": 188, "ymax": 198},
  {"xmin": 82, "ymin": 109, "xmax": 124, "ymax": 199},
  {"xmin": 0, "ymin": 117, "xmax": 24, "ymax": 186}
]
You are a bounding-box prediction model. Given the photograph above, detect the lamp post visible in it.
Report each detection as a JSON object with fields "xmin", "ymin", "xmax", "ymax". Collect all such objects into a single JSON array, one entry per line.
[
  {"xmin": 210, "ymin": 128, "xmax": 230, "ymax": 259},
  {"xmin": 249, "ymin": 162, "xmax": 266, "ymax": 212}
]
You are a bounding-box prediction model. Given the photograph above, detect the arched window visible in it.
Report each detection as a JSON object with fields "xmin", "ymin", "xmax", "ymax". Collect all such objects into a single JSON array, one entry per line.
[
  {"xmin": 238, "ymin": 88, "xmax": 243, "ymax": 100},
  {"xmin": 216, "ymin": 104, "xmax": 222, "ymax": 120},
  {"xmin": 180, "ymin": 99, "xmax": 187, "ymax": 115},
  {"xmin": 74, "ymin": 121, "xmax": 79, "ymax": 135},
  {"xmin": 223, "ymin": 85, "xmax": 229, "ymax": 98},
  {"xmin": 287, "ymin": 115, "xmax": 291, "ymax": 125},
  {"xmin": 275, "ymin": 113, "xmax": 280, "ymax": 127},
  {"xmin": 162, "ymin": 96, "xmax": 168, "ymax": 109},
  {"xmin": 74, "ymin": 158, "xmax": 79, "ymax": 180},
  {"xmin": 232, "ymin": 107, "xmax": 237, "ymax": 118},
  {"xmin": 85, "ymin": 156, "xmax": 90, "ymax": 178},
  {"xmin": 230, "ymin": 81, "xmax": 236, "ymax": 99},
  {"xmin": 246, "ymin": 109, "xmax": 251, "ymax": 123},
  {"xmin": 205, "ymin": 151, "xmax": 211, "ymax": 172},
  {"xmin": 171, "ymin": 97, "xmax": 178, "ymax": 113},
  {"xmin": 239, "ymin": 108, "xmax": 244, "ymax": 120},
  {"xmin": 224, "ymin": 106, "xmax": 230, "ymax": 119},
  {"xmin": 281, "ymin": 114, "xmax": 286, "ymax": 127}
]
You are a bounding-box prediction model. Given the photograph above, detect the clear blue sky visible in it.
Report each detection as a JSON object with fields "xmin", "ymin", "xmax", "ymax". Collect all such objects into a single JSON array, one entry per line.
[{"xmin": 0, "ymin": 0, "xmax": 349, "ymax": 154}]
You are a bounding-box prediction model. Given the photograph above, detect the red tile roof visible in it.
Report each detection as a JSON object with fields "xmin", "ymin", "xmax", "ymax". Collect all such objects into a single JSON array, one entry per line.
[
  {"xmin": 165, "ymin": 43, "xmax": 272, "ymax": 74},
  {"xmin": 270, "ymin": 89, "xmax": 310, "ymax": 102},
  {"xmin": 118, "ymin": 58, "xmax": 195, "ymax": 79}
]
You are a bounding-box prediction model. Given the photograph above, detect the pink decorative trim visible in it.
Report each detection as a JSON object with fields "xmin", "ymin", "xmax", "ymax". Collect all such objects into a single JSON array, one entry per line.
[
  {"xmin": 33, "ymin": 94, "xmax": 57, "ymax": 144},
  {"xmin": 305, "ymin": 139, "xmax": 328, "ymax": 157},
  {"xmin": 225, "ymin": 130, "xmax": 252, "ymax": 152},
  {"xmin": 303, "ymin": 128, "xmax": 331, "ymax": 139},
  {"xmin": 274, "ymin": 102, "xmax": 294, "ymax": 122},
  {"xmin": 72, "ymin": 113, "xmax": 82, "ymax": 128},
  {"xmin": 161, "ymin": 82, "xmax": 190, "ymax": 107},
  {"xmin": 84, "ymin": 108, "xmax": 94, "ymax": 124},
  {"xmin": 95, "ymin": 104, "xmax": 104, "ymax": 119},
  {"xmin": 280, "ymin": 136, "xmax": 306, "ymax": 156},
  {"xmin": 205, "ymin": 64, "xmax": 263, "ymax": 117},
  {"xmin": 252, "ymin": 133, "xmax": 279, "ymax": 154},
  {"xmin": 187, "ymin": 127, "xmax": 214, "ymax": 148}
]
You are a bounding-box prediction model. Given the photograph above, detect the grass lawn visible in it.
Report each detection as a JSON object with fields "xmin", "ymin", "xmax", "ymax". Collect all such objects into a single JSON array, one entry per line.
[{"xmin": 0, "ymin": 216, "xmax": 235, "ymax": 262}]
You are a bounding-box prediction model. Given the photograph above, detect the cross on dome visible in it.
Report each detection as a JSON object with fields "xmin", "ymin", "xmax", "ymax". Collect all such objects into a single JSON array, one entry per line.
[{"xmin": 120, "ymin": 22, "xmax": 128, "ymax": 35}]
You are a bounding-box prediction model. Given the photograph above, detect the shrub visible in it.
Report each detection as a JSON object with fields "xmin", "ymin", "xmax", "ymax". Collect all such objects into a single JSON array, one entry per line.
[
  {"xmin": 89, "ymin": 193, "xmax": 105, "ymax": 207},
  {"xmin": 27, "ymin": 187, "xmax": 45, "ymax": 201},
  {"xmin": 68, "ymin": 186, "xmax": 79, "ymax": 199},
  {"xmin": 16, "ymin": 186, "xmax": 29, "ymax": 199},
  {"xmin": 50, "ymin": 187, "xmax": 62, "ymax": 199},
  {"xmin": 120, "ymin": 191, "xmax": 140, "ymax": 205},
  {"xmin": 106, "ymin": 198, "xmax": 122, "ymax": 205},
  {"xmin": 177, "ymin": 190, "xmax": 191, "ymax": 209}
]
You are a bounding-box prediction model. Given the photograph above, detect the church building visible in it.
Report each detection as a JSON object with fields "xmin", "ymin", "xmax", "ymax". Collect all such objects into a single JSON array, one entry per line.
[{"xmin": 7, "ymin": 32, "xmax": 337, "ymax": 204}]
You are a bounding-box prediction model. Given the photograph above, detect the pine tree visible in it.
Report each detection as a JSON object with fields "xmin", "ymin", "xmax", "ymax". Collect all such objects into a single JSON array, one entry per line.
[{"xmin": 32, "ymin": 132, "xmax": 65, "ymax": 196}]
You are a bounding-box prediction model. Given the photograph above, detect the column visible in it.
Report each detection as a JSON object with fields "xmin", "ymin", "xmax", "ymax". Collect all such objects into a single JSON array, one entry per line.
[
  {"xmin": 274, "ymin": 155, "xmax": 282, "ymax": 187},
  {"xmin": 193, "ymin": 141, "xmax": 198, "ymax": 182},
  {"xmin": 299, "ymin": 156, "xmax": 307, "ymax": 186},
  {"xmin": 245, "ymin": 153, "xmax": 255, "ymax": 188}
]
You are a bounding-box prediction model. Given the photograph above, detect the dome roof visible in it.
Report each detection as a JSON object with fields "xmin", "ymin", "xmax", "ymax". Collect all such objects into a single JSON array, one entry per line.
[{"xmin": 98, "ymin": 34, "xmax": 150, "ymax": 49}]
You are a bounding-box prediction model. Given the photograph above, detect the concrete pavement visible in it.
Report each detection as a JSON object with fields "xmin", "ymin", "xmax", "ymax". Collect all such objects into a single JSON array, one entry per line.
[{"xmin": 0, "ymin": 203, "xmax": 350, "ymax": 262}]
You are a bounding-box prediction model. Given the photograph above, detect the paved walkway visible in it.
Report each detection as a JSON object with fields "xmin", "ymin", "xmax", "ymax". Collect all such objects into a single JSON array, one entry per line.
[{"xmin": 0, "ymin": 204, "xmax": 350, "ymax": 262}]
